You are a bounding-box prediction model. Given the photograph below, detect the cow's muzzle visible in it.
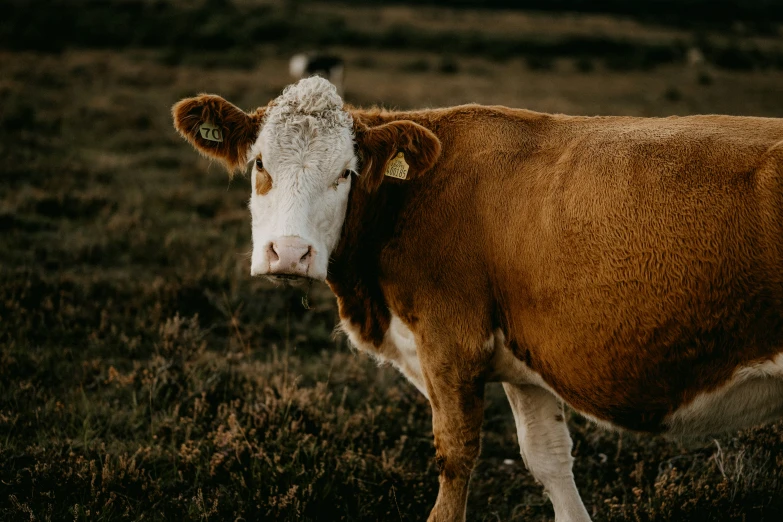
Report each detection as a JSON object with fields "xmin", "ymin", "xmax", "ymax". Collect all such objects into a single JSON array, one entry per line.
[{"xmin": 264, "ymin": 236, "xmax": 313, "ymax": 277}]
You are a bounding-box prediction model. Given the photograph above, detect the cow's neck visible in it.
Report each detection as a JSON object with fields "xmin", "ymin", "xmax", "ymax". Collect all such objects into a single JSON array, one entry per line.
[
  {"xmin": 325, "ymin": 175, "xmax": 409, "ymax": 347},
  {"xmin": 325, "ymin": 109, "xmax": 436, "ymax": 347}
]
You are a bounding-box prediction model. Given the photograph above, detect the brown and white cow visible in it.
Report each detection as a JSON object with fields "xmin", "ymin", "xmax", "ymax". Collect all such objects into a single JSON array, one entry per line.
[{"xmin": 173, "ymin": 77, "xmax": 783, "ymax": 522}]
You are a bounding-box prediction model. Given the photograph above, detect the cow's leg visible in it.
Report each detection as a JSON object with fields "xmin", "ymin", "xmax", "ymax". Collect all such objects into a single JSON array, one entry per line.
[
  {"xmin": 421, "ymin": 355, "xmax": 486, "ymax": 522},
  {"xmin": 503, "ymin": 383, "xmax": 591, "ymax": 522}
]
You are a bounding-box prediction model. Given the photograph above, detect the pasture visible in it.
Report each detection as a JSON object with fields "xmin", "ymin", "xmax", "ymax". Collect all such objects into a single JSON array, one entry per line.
[{"xmin": 2, "ymin": 2, "xmax": 783, "ymax": 520}]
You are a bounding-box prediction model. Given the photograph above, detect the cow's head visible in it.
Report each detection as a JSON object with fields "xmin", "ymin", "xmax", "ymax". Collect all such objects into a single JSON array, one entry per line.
[{"xmin": 172, "ymin": 77, "xmax": 440, "ymax": 282}]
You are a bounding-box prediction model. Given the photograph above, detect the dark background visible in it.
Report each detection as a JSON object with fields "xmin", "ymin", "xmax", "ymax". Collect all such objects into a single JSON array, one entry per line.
[{"xmin": 2, "ymin": 1, "xmax": 783, "ymax": 520}]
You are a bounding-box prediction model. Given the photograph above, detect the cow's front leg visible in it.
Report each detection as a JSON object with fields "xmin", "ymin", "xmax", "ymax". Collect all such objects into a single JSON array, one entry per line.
[
  {"xmin": 421, "ymin": 351, "xmax": 486, "ymax": 522},
  {"xmin": 503, "ymin": 383, "xmax": 591, "ymax": 522}
]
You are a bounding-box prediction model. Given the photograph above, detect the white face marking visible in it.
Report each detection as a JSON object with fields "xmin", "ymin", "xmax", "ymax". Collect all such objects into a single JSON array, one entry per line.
[{"xmin": 248, "ymin": 77, "xmax": 357, "ymax": 281}]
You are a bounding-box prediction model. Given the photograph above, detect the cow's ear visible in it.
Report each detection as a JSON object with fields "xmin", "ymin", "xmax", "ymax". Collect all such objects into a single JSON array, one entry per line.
[
  {"xmin": 172, "ymin": 94, "xmax": 265, "ymax": 175},
  {"xmin": 353, "ymin": 119, "xmax": 441, "ymax": 192}
]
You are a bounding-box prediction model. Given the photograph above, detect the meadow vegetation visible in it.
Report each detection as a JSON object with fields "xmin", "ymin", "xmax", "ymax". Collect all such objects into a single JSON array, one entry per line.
[{"xmin": 2, "ymin": 2, "xmax": 783, "ymax": 520}]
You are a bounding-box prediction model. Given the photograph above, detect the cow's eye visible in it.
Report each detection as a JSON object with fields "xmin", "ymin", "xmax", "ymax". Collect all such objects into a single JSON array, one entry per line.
[
  {"xmin": 332, "ymin": 170, "xmax": 352, "ymax": 190},
  {"xmin": 255, "ymin": 158, "xmax": 263, "ymax": 170}
]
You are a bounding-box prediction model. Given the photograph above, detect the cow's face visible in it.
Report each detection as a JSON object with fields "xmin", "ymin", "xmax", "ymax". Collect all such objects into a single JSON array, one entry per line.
[
  {"xmin": 173, "ymin": 77, "xmax": 441, "ymax": 283},
  {"xmin": 247, "ymin": 83, "xmax": 356, "ymax": 282}
]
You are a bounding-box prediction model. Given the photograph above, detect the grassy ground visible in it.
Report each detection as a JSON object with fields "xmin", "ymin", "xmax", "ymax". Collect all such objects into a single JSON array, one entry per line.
[{"xmin": 2, "ymin": 5, "xmax": 783, "ymax": 521}]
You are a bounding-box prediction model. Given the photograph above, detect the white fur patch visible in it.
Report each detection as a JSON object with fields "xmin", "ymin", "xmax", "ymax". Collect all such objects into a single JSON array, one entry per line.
[
  {"xmin": 340, "ymin": 313, "xmax": 429, "ymax": 398},
  {"xmin": 665, "ymin": 352, "xmax": 783, "ymax": 436},
  {"xmin": 257, "ymin": 76, "xmax": 351, "ymax": 140},
  {"xmin": 386, "ymin": 315, "xmax": 428, "ymax": 397}
]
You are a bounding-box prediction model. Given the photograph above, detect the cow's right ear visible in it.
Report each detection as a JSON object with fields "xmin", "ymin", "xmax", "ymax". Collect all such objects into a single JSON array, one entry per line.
[
  {"xmin": 353, "ymin": 119, "xmax": 441, "ymax": 192},
  {"xmin": 172, "ymin": 94, "xmax": 265, "ymax": 175}
]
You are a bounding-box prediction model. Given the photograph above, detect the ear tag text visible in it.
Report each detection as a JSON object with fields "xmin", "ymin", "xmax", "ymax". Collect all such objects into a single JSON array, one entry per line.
[
  {"xmin": 385, "ymin": 152, "xmax": 409, "ymax": 180},
  {"xmin": 199, "ymin": 122, "xmax": 223, "ymax": 142}
]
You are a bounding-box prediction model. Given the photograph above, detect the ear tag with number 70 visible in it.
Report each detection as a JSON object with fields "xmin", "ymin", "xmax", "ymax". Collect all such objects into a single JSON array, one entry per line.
[
  {"xmin": 199, "ymin": 122, "xmax": 223, "ymax": 142},
  {"xmin": 385, "ymin": 152, "xmax": 409, "ymax": 180}
]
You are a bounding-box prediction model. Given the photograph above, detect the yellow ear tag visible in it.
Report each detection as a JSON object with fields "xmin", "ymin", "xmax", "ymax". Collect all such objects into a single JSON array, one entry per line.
[
  {"xmin": 198, "ymin": 122, "xmax": 223, "ymax": 142},
  {"xmin": 385, "ymin": 152, "xmax": 409, "ymax": 180}
]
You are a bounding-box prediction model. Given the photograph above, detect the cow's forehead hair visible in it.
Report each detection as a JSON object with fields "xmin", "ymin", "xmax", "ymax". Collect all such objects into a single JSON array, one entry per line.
[{"xmin": 249, "ymin": 77, "xmax": 354, "ymax": 165}]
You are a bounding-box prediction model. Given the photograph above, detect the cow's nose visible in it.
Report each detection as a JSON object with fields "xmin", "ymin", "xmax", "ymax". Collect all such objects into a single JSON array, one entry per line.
[{"xmin": 267, "ymin": 236, "xmax": 313, "ymax": 277}]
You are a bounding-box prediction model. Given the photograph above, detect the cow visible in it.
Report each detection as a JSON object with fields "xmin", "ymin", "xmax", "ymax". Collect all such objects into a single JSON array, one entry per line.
[{"xmin": 172, "ymin": 76, "xmax": 783, "ymax": 522}]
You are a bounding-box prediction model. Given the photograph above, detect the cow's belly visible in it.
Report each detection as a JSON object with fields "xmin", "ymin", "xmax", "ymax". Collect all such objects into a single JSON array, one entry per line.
[
  {"xmin": 664, "ymin": 352, "xmax": 783, "ymax": 436},
  {"xmin": 342, "ymin": 317, "xmax": 783, "ymax": 437},
  {"xmin": 498, "ymin": 339, "xmax": 783, "ymax": 435},
  {"xmin": 517, "ymin": 340, "xmax": 783, "ymax": 435}
]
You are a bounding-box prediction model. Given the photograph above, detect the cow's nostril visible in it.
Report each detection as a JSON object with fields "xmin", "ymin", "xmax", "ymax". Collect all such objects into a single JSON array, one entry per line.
[
  {"xmin": 268, "ymin": 243, "xmax": 280, "ymax": 263},
  {"xmin": 300, "ymin": 247, "xmax": 312, "ymax": 264}
]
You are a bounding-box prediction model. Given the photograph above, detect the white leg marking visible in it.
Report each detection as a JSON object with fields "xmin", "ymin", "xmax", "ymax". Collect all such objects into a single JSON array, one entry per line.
[{"xmin": 503, "ymin": 383, "xmax": 592, "ymax": 522}]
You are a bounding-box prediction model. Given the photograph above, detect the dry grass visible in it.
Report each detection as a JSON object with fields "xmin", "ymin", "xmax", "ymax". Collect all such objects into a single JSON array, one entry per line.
[{"xmin": 2, "ymin": 4, "xmax": 783, "ymax": 520}]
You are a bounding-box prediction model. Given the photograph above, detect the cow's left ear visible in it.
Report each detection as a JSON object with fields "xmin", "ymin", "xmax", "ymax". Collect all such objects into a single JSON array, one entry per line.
[
  {"xmin": 172, "ymin": 94, "xmax": 265, "ymax": 175},
  {"xmin": 353, "ymin": 120, "xmax": 441, "ymax": 192}
]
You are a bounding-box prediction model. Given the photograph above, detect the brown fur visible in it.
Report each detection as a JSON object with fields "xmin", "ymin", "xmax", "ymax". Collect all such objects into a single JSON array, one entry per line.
[
  {"xmin": 172, "ymin": 94, "xmax": 265, "ymax": 174},
  {"xmin": 352, "ymin": 119, "xmax": 442, "ymax": 192},
  {"xmin": 333, "ymin": 105, "xmax": 783, "ymax": 520},
  {"xmin": 337, "ymin": 105, "xmax": 783, "ymax": 432},
  {"xmin": 255, "ymin": 165, "xmax": 272, "ymax": 195}
]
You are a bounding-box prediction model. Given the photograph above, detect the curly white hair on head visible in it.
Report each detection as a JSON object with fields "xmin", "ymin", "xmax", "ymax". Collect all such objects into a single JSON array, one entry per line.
[{"xmin": 264, "ymin": 77, "xmax": 352, "ymax": 132}]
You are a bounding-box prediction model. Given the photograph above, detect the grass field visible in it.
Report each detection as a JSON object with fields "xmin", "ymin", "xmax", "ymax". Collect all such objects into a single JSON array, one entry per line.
[{"xmin": 3, "ymin": 3, "xmax": 783, "ymax": 521}]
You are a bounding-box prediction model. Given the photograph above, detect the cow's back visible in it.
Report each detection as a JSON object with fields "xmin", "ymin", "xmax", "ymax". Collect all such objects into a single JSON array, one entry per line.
[{"xmin": 474, "ymin": 111, "xmax": 783, "ymax": 431}]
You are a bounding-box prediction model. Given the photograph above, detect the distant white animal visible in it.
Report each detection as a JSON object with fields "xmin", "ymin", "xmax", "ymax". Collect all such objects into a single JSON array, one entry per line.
[
  {"xmin": 687, "ymin": 47, "xmax": 706, "ymax": 67},
  {"xmin": 289, "ymin": 53, "xmax": 345, "ymax": 96}
]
